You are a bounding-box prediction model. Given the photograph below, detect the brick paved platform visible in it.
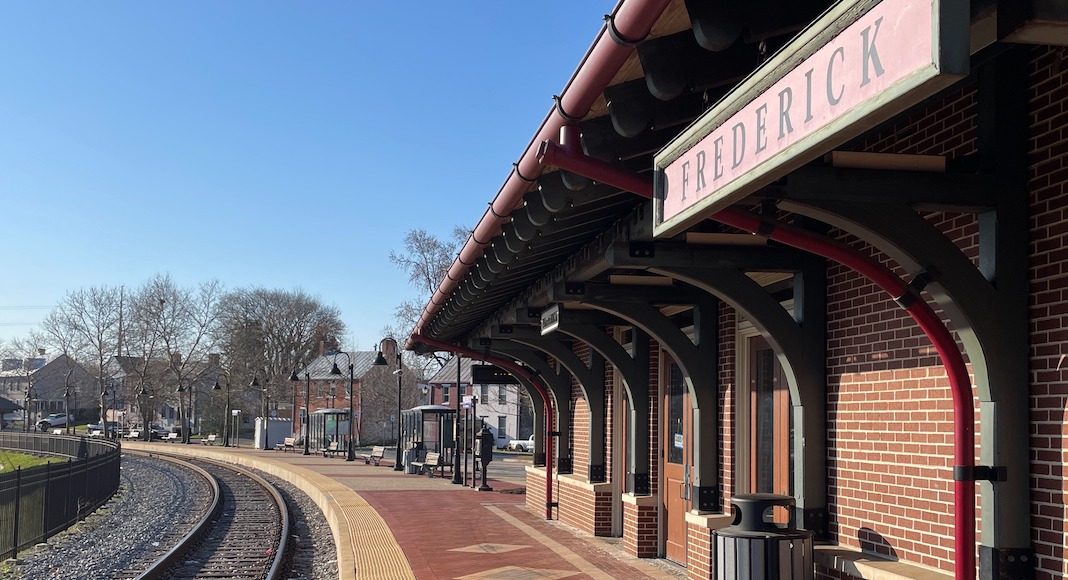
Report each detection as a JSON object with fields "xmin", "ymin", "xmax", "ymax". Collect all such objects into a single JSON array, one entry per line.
[{"xmin": 124, "ymin": 440, "xmax": 685, "ymax": 580}]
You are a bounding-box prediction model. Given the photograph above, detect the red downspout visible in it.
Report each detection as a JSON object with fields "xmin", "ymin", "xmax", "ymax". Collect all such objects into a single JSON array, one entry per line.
[
  {"xmin": 541, "ymin": 146, "xmax": 978, "ymax": 578},
  {"xmin": 412, "ymin": 0, "xmax": 673, "ymax": 339},
  {"xmin": 410, "ymin": 334, "xmax": 557, "ymax": 521}
]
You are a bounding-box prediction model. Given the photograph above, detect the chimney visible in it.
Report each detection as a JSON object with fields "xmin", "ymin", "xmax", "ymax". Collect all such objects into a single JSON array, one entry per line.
[
  {"xmin": 319, "ymin": 341, "xmax": 325, "ymax": 357},
  {"xmin": 208, "ymin": 353, "xmax": 220, "ymax": 367},
  {"xmin": 37, "ymin": 349, "xmax": 46, "ymax": 356}
]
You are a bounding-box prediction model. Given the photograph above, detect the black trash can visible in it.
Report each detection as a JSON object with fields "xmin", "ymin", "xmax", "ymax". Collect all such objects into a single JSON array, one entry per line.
[{"xmin": 714, "ymin": 493, "xmax": 813, "ymax": 579}]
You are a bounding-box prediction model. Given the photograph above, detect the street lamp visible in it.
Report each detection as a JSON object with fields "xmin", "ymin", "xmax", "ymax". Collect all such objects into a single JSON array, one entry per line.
[
  {"xmin": 328, "ymin": 352, "xmax": 357, "ymax": 462},
  {"xmin": 24, "ymin": 386, "xmax": 38, "ymax": 432},
  {"xmin": 175, "ymin": 382, "xmax": 189, "ymax": 443},
  {"xmin": 212, "ymin": 371, "xmax": 231, "ymax": 447},
  {"xmin": 289, "ymin": 370, "xmax": 312, "ymax": 455},
  {"xmin": 138, "ymin": 387, "xmax": 154, "ymax": 441},
  {"xmin": 373, "ymin": 337, "xmax": 404, "ymax": 472},
  {"xmin": 251, "ymin": 376, "xmax": 271, "ymax": 452}
]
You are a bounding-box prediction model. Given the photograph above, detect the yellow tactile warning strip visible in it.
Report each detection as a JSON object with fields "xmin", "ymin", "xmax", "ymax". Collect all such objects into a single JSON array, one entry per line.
[
  {"xmin": 124, "ymin": 442, "xmax": 414, "ymax": 580},
  {"xmin": 453, "ymin": 566, "xmax": 579, "ymax": 579}
]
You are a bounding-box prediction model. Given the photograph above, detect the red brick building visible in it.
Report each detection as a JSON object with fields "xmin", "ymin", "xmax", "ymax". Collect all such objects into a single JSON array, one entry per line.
[{"xmin": 407, "ymin": 2, "xmax": 1065, "ymax": 578}]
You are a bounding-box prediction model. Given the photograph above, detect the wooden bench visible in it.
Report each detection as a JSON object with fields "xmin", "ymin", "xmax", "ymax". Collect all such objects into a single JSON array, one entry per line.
[
  {"xmin": 411, "ymin": 451, "xmax": 452, "ymax": 478},
  {"xmin": 163, "ymin": 432, "xmax": 179, "ymax": 442},
  {"xmin": 124, "ymin": 430, "xmax": 141, "ymax": 440},
  {"xmin": 357, "ymin": 445, "xmax": 386, "ymax": 465},
  {"xmin": 201, "ymin": 434, "xmax": 218, "ymax": 445},
  {"xmin": 275, "ymin": 437, "xmax": 297, "ymax": 452},
  {"xmin": 321, "ymin": 441, "xmax": 344, "ymax": 457}
]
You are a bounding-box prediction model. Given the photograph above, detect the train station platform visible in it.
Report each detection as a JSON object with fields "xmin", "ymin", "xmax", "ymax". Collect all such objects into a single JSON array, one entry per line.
[{"xmin": 123, "ymin": 439, "xmax": 685, "ymax": 580}]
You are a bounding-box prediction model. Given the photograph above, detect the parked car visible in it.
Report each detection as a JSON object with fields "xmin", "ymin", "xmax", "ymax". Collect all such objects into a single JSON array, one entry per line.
[
  {"xmin": 86, "ymin": 421, "xmax": 126, "ymax": 435},
  {"xmin": 147, "ymin": 425, "xmax": 169, "ymax": 439},
  {"xmin": 36, "ymin": 413, "xmax": 69, "ymax": 431},
  {"xmin": 506, "ymin": 434, "xmax": 535, "ymax": 452}
]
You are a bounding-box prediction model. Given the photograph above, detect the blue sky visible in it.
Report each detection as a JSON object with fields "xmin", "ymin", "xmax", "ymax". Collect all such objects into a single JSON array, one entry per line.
[{"xmin": 0, "ymin": 2, "xmax": 614, "ymax": 350}]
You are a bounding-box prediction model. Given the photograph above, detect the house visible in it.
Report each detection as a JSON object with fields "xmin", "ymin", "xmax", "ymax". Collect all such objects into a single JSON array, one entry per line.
[
  {"xmin": 404, "ymin": 3, "xmax": 1065, "ymax": 579},
  {"xmin": 0, "ymin": 350, "xmax": 96, "ymax": 426},
  {"xmin": 289, "ymin": 343, "xmax": 420, "ymax": 448},
  {"xmin": 424, "ymin": 356, "xmax": 532, "ymax": 449}
]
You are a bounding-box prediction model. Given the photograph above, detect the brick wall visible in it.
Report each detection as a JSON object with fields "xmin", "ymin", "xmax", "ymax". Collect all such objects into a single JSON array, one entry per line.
[
  {"xmin": 557, "ymin": 477, "xmax": 615, "ymax": 536},
  {"xmin": 824, "ymin": 78, "xmax": 981, "ymax": 573},
  {"xmin": 687, "ymin": 522, "xmax": 714, "ymax": 579},
  {"xmin": 1027, "ymin": 45, "xmax": 1068, "ymax": 580},
  {"xmin": 623, "ymin": 500, "xmax": 659, "ymax": 557},
  {"xmin": 719, "ymin": 303, "xmax": 737, "ymax": 509}
]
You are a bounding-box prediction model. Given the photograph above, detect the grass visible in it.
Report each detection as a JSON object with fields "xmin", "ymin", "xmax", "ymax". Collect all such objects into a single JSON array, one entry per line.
[{"xmin": 0, "ymin": 450, "xmax": 55, "ymax": 472}]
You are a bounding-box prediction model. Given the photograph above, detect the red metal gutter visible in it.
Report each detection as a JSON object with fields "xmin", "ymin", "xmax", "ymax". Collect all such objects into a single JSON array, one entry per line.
[
  {"xmin": 411, "ymin": 0, "xmax": 673, "ymax": 339},
  {"xmin": 409, "ymin": 334, "xmax": 557, "ymax": 521},
  {"xmin": 543, "ymin": 146, "xmax": 978, "ymax": 579}
]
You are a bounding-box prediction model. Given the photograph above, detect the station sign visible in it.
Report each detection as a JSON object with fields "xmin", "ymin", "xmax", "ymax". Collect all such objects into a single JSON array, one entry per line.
[
  {"xmin": 653, "ymin": 0, "xmax": 968, "ymax": 237},
  {"xmin": 540, "ymin": 304, "xmax": 561, "ymax": 335},
  {"xmin": 471, "ymin": 364, "xmax": 520, "ymax": 385}
]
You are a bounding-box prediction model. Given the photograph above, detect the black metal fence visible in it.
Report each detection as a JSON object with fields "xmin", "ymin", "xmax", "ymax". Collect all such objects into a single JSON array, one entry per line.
[{"xmin": 0, "ymin": 433, "xmax": 121, "ymax": 559}]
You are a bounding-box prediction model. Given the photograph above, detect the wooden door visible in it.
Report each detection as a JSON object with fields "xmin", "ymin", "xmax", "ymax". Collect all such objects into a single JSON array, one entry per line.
[
  {"xmin": 749, "ymin": 336, "xmax": 792, "ymax": 497},
  {"xmin": 663, "ymin": 360, "xmax": 690, "ymax": 564}
]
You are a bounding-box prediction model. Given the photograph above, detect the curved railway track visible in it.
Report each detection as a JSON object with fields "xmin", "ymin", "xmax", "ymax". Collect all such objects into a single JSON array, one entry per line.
[{"xmin": 122, "ymin": 451, "xmax": 289, "ymax": 580}]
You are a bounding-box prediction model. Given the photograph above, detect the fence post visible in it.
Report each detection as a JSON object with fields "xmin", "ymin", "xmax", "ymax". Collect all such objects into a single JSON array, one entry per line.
[
  {"xmin": 12, "ymin": 467, "xmax": 20, "ymax": 557},
  {"xmin": 43, "ymin": 461, "xmax": 50, "ymax": 536}
]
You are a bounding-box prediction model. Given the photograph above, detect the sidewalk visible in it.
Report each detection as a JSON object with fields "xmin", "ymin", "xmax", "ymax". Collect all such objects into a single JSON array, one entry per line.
[{"xmin": 124, "ymin": 440, "xmax": 685, "ymax": 579}]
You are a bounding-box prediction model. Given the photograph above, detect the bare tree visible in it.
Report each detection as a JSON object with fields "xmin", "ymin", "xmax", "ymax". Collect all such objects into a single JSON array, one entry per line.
[
  {"xmin": 48, "ymin": 286, "xmax": 124, "ymax": 436},
  {"xmin": 147, "ymin": 275, "xmax": 224, "ymax": 444},
  {"xmin": 388, "ymin": 226, "xmax": 469, "ymax": 377},
  {"xmin": 216, "ymin": 287, "xmax": 345, "ymax": 421}
]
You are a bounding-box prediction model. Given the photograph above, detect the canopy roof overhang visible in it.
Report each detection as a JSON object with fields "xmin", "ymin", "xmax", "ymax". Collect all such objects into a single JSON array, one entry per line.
[{"xmin": 406, "ymin": 0, "xmax": 1062, "ymax": 353}]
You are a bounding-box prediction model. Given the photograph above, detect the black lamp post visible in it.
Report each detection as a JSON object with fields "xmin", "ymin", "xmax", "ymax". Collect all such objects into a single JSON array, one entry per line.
[
  {"xmin": 24, "ymin": 386, "xmax": 38, "ymax": 432},
  {"xmin": 212, "ymin": 371, "xmax": 231, "ymax": 447},
  {"xmin": 452, "ymin": 355, "xmax": 463, "ymax": 485},
  {"xmin": 252, "ymin": 376, "xmax": 271, "ymax": 451},
  {"xmin": 373, "ymin": 338, "xmax": 404, "ymax": 472},
  {"xmin": 289, "ymin": 370, "xmax": 312, "ymax": 455},
  {"xmin": 175, "ymin": 382, "xmax": 189, "ymax": 443},
  {"xmin": 329, "ymin": 352, "xmax": 357, "ymax": 462},
  {"xmin": 138, "ymin": 387, "xmax": 154, "ymax": 441}
]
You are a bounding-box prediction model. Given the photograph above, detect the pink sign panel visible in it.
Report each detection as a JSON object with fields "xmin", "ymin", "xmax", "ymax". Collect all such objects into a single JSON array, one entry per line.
[{"xmin": 654, "ymin": 0, "xmax": 966, "ymax": 237}]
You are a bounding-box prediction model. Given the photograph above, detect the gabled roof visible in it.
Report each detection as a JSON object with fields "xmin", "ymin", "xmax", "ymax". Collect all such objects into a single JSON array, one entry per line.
[{"xmin": 296, "ymin": 351, "xmax": 380, "ymax": 381}]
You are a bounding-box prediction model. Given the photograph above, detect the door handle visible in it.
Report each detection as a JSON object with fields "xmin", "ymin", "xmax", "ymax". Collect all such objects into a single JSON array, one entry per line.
[{"xmin": 681, "ymin": 464, "xmax": 691, "ymax": 500}]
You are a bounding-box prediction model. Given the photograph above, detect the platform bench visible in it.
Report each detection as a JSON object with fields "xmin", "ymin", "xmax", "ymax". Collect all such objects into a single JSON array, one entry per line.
[
  {"xmin": 411, "ymin": 451, "xmax": 452, "ymax": 478},
  {"xmin": 357, "ymin": 445, "xmax": 386, "ymax": 465},
  {"xmin": 321, "ymin": 441, "xmax": 344, "ymax": 457},
  {"xmin": 163, "ymin": 432, "xmax": 179, "ymax": 442},
  {"xmin": 201, "ymin": 434, "xmax": 218, "ymax": 445},
  {"xmin": 276, "ymin": 437, "xmax": 297, "ymax": 452}
]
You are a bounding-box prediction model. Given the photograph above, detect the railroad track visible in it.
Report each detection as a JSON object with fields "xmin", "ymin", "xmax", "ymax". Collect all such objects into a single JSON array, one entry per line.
[{"xmin": 121, "ymin": 451, "xmax": 289, "ymax": 580}]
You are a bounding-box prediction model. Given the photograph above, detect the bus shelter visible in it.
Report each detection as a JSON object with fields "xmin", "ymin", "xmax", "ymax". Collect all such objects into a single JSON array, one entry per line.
[
  {"xmin": 308, "ymin": 408, "xmax": 353, "ymax": 452},
  {"xmin": 399, "ymin": 404, "xmax": 456, "ymax": 471}
]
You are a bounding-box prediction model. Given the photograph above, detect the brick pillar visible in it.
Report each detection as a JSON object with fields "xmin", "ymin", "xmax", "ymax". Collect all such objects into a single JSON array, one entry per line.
[
  {"xmin": 686, "ymin": 513, "xmax": 733, "ymax": 579},
  {"xmin": 622, "ymin": 493, "xmax": 659, "ymax": 558}
]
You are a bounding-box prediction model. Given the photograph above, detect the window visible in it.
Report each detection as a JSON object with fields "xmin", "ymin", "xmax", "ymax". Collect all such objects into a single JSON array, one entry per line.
[
  {"xmin": 498, "ymin": 416, "xmax": 508, "ymax": 439},
  {"xmin": 443, "ymin": 384, "xmax": 451, "ymax": 404},
  {"xmin": 481, "ymin": 384, "xmax": 489, "ymax": 401},
  {"xmin": 498, "ymin": 386, "xmax": 508, "ymax": 405}
]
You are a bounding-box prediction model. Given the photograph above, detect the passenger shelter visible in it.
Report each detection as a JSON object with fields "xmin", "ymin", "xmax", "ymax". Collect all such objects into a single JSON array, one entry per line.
[
  {"xmin": 308, "ymin": 408, "xmax": 352, "ymax": 452},
  {"xmin": 403, "ymin": 1, "xmax": 1067, "ymax": 578},
  {"xmin": 398, "ymin": 404, "xmax": 455, "ymax": 469}
]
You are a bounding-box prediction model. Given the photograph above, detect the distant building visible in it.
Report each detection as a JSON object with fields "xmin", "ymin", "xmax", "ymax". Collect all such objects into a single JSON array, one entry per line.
[
  {"xmin": 0, "ymin": 349, "xmax": 96, "ymax": 425},
  {"xmin": 425, "ymin": 356, "xmax": 532, "ymax": 449}
]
